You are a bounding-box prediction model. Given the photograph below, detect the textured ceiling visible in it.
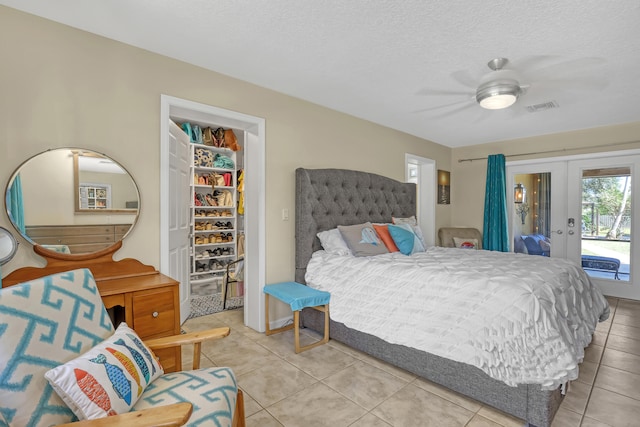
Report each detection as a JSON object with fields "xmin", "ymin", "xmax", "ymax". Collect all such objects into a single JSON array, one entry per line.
[{"xmin": 3, "ymin": 1, "xmax": 640, "ymax": 148}]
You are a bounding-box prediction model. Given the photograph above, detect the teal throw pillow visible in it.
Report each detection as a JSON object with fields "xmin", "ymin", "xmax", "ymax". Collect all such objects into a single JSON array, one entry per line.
[{"xmin": 388, "ymin": 224, "xmax": 425, "ymax": 255}]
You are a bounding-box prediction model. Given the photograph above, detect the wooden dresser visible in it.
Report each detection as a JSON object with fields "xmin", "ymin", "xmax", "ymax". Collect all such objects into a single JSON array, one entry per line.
[
  {"xmin": 2, "ymin": 242, "xmax": 182, "ymax": 372},
  {"xmin": 99, "ymin": 273, "xmax": 181, "ymax": 372}
]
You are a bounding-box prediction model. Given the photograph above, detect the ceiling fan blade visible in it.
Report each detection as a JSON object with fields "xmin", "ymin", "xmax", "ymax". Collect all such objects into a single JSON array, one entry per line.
[
  {"xmin": 411, "ymin": 97, "xmax": 475, "ymax": 114},
  {"xmin": 525, "ymin": 75, "xmax": 609, "ymax": 93},
  {"xmin": 522, "ymin": 57, "xmax": 606, "ymax": 81},
  {"xmin": 510, "ymin": 55, "xmax": 561, "ymax": 72},
  {"xmin": 419, "ymin": 100, "xmax": 477, "ymax": 120},
  {"xmin": 415, "ymin": 87, "xmax": 473, "ymax": 97},
  {"xmin": 450, "ymin": 69, "xmax": 479, "ymax": 89}
]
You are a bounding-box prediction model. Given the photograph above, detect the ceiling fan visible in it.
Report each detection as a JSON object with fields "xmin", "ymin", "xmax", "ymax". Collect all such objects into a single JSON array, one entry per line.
[
  {"xmin": 474, "ymin": 58, "xmax": 526, "ymax": 109},
  {"xmin": 414, "ymin": 56, "xmax": 606, "ymax": 117}
]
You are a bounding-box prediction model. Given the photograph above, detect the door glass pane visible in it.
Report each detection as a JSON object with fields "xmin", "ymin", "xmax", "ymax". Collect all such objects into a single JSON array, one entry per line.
[
  {"xmin": 513, "ymin": 173, "xmax": 552, "ymax": 257},
  {"xmin": 581, "ymin": 167, "xmax": 631, "ymax": 281}
]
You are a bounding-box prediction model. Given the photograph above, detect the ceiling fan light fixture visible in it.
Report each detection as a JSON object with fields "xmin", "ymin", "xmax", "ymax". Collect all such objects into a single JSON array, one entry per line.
[{"xmin": 476, "ymin": 79, "xmax": 521, "ymax": 110}]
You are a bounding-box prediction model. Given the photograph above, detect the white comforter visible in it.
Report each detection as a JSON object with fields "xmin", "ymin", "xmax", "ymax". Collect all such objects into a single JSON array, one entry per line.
[{"xmin": 305, "ymin": 247, "xmax": 609, "ymax": 389}]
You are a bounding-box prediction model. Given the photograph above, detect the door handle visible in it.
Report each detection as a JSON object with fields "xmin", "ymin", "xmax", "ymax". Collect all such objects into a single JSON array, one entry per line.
[
  {"xmin": 568, "ymin": 230, "xmax": 575, "ymax": 235},
  {"xmin": 553, "ymin": 230, "xmax": 563, "ymax": 235}
]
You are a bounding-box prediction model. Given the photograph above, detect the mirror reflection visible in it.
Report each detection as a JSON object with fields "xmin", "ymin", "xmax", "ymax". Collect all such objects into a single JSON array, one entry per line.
[
  {"xmin": 0, "ymin": 227, "xmax": 18, "ymax": 266},
  {"xmin": 5, "ymin": 148, "xmax": 140, "ymax": 255},
  {"xmin": 73, "ymin": 151, "xmax": 139, "ymax": 212}
]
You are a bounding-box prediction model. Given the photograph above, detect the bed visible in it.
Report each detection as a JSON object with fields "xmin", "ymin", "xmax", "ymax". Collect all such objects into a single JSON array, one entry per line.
[{"xmin": 294, "ymin": 167, "xmax": 608, "ymax": 427}]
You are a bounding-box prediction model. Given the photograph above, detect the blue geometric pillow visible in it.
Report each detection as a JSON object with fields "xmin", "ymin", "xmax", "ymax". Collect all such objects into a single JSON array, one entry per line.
[
  {"xmin": 388, "ymin": 224, "xmax": 426, "ymax": 255},
  {"xmin": 0, "ymin": 269, "xmax": 113, "ymax": 427}
]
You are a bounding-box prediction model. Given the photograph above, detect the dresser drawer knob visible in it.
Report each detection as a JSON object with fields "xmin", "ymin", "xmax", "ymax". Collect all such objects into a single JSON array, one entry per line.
[{"xmin": 152, "ymin": 311, "xmax": 159, "ymax": 318}]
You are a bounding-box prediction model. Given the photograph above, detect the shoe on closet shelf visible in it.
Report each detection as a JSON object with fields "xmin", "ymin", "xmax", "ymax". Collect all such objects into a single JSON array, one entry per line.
[
  {"xmin": 195, "ymin": 193, "xmax": 207, "ymax": 206},
  {"xmin": 213, "ymin": 127, "xmax": 226, "ymax": 148},
  {"xmin": 195, "ymin": 209, "xmax": 205, "ymax": 217},
  {"xmin": 193, "ymin": 124, "xmax": 203, "ymax": 144},
  {"xmin": 211, "ymin": 173, "xmax": 226, "ymax": 188},
  {"xmin": 205, "ymin": 193, "xmax": 217, "ymax": 206}
]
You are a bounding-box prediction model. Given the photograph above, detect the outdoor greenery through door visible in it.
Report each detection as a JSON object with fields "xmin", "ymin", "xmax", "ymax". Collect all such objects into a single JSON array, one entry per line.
[{"xmin": 580, "ymin": 167, "xmax": 631, "ymax": 281}]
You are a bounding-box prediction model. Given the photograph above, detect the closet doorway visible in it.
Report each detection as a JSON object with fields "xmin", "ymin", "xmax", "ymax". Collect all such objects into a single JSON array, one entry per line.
[
  {"xmin": 405, "ymin": 154, "xmax": 436, "ymax": 247},
  {"xmin": 160, "ymin": 95, "xmax": 266, "ymax": 331}
]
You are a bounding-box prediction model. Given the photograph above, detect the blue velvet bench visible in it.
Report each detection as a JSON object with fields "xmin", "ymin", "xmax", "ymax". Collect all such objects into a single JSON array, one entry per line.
[
  {"xmin": 581, "ymin": 255, "xmax": 620, "ymax": 280},
  {"xmin": 264, "ymin": 282, "xmax": 330, "ymax": 353}
]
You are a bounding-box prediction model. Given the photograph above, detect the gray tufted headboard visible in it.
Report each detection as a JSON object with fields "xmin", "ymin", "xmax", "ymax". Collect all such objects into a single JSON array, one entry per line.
[{"xmin": 295, "ymin": 168, "xmax": 416, "ymax": 283}]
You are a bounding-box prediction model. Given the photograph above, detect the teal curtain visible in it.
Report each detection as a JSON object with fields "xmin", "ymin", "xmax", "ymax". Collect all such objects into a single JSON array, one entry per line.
[
  {"xmin": 482, "ymin": 154, "xmax": 509, "ymax": 251},
  {"xmin": 7, "ymin": 174, "xmax": 25, "ymax": 234}
]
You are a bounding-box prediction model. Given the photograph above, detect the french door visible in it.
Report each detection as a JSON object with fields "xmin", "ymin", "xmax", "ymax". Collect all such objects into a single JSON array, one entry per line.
[
  {"xmin": 507, "ymin": 162, "xmax": 567, "ymax": 259},
  {"xmin": 508, "ymin": 153, "xmax": 640, "ymax": 300}
]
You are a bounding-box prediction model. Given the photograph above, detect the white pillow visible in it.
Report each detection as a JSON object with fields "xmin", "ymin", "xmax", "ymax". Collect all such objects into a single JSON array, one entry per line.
[
  {"xmin": 317, "ymin": 228, "xmax": 351, "ymax": 256},
  {"xmin": 453, "ymin": 237, "xmax": 479, "ymax": 250},
  {"xmin": 392, "ymin": 216, "xmax": 427, "ymax": 248},
  {"xmin": 45, "ymin": 323, "xmax": 164, "ymax": 420}
]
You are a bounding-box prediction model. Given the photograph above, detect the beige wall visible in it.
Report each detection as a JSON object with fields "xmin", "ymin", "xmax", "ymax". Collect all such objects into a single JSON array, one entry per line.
[
  {"xmin": 0, "ymin": 7, "xmax": 450, "ymax": 282},
  {"xmin": 451, "ymin": 122, "xmax": 640, "ymax": 231}
]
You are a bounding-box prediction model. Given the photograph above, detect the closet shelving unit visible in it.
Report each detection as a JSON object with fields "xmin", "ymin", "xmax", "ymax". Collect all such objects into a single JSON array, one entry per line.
[{"xmin": 174, "ymin": 119, "xmax": 245, "ymax": 314}]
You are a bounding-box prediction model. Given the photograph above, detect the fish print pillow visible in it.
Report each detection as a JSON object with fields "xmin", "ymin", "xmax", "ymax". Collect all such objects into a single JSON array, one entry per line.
[
  {"xmin": 338, "ymin": 222, "xmax": 389, "ymax": 257},
  {"xmin": 44, "ymin": 323, "xmax": 164, "ymax": 420}
]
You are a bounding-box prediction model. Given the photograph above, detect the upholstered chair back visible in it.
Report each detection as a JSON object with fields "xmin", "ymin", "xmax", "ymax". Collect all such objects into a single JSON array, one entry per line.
[
  {"xmin": 0, "ymin": 268, "xmax": 113, "ymax": 426},
  {"xmin": 438, "ymin": 227, "xmax": 483, "ymax": 249}
]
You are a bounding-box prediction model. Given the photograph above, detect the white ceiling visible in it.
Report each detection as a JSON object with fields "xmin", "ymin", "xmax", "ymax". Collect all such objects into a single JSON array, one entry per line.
[{"xmin": 3, "ymin": 1, "xmax": 640, "ymax": 148}]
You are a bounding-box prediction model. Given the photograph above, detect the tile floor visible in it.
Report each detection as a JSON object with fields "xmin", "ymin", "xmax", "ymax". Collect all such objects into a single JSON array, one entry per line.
[{"xmin": 182, "ymin": 296, "xmax": 640, "ymax": 427}]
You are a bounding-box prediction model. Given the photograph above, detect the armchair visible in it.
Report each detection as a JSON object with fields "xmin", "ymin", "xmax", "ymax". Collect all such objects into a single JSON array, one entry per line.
[
  {"xmin": 438, "ymin": 227, "xmax": 483, "ymax": 249},
  {"xmin": 0, "ymin": 268, "xmax": 245, "ymax": 427}
]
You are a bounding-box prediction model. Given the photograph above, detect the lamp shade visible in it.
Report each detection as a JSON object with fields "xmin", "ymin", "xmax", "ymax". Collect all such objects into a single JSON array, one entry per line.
[
  {"xmin": 514, "ymin": 183, "xmax": 526, "ymax": 204},
  {"xmin": 438, "ymin": 170, "xmax": 450, "ymax": 186}
]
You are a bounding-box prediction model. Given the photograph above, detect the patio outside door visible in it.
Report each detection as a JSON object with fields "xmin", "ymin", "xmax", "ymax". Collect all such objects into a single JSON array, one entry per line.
[
  {"xmin": 508, "ymin": 153, "xmax": 640, "ymax": 300},
  {"xmin": 568, "ymin": 155, "xmax": 640, "ymax": 300}
]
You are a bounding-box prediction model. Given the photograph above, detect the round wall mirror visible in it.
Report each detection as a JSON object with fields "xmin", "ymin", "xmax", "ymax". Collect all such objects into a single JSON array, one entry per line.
[
  {"xmin": 5, "ymin": 148, "xmax": 140, "ymax": 256},
  {"xmin": 0, "ymin": 226, "xmax": 18, "ymax": 265}
]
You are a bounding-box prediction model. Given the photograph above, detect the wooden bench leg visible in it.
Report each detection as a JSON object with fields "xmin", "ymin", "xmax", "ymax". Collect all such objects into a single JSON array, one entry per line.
[
  {"xmin": 264, "ymin": 293, "xmax": 330, "ymax": 353},
  {"xmin": 294, "ymin": 304, "xmax": 330, "ymax": 353},
  {"xmin": 264, "ymin": 293, "xmax": 294, "ymax": 336}
]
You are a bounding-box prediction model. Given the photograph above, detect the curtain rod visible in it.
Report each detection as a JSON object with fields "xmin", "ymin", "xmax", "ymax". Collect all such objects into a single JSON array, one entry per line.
[{"xmin": 457, "ymin": 140, "xmax": 640, "ymax": 163}]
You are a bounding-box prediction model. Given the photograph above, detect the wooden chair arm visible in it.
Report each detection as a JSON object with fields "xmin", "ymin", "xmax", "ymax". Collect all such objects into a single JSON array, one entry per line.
[
  {"xmin": 57, "ymin": 402, "xmax": 192, "ymax": 427},
  {"xmin": 145, "ymin": 327, "xmax": 231, "ymax": 370}
]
